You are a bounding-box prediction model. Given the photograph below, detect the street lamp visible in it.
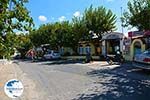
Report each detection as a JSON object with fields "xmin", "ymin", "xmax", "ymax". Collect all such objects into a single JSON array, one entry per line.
[{"xmin": 121, "ymin": 7, "xmax": 124, "ymax": 34}]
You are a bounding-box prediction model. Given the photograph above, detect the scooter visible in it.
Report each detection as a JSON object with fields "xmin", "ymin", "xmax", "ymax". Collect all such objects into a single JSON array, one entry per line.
[{"xmin": 105, "ymin": 53, "xmax": 124, "ymax": 65}]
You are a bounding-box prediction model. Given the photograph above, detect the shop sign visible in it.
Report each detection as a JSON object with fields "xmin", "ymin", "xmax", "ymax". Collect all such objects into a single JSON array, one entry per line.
[
  {"xmin": 128, "ymin": 31, "xmax": 144, "ymax": 37},
  {"xmin": 144, "ymin": 30, "xmax": 150, "ymax": 36},
  {"xmin": 128, "ymin": 32, "xmax": 133, "ymax": 37},
  {"xmin": 124, "ymin": 38, "xmax": 131, "ymax": 46}
]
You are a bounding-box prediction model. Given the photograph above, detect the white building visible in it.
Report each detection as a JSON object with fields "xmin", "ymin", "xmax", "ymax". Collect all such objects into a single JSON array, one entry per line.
[{"xmin": 101, "ymin": 32, "xmax": 124, "ymax": 56}]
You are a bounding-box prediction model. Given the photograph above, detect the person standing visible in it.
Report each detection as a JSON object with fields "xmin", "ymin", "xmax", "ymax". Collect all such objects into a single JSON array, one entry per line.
[
  {"xmin": 86, "ymin": 50, "xmax": 92, "ymax": 63},
  {"xmin": 26, "ymin": 49, "xmax": 36, "ymax": 61}
]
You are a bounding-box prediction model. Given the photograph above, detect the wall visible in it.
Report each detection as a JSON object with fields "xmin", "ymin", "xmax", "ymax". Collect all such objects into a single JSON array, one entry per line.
[
  {"xmin": 60, "ymin": 47, "xmax": 74, "ymax": 55},
  {"xmin": 78, "ymin": 43, "xmax": 96, "ymax": 55}
]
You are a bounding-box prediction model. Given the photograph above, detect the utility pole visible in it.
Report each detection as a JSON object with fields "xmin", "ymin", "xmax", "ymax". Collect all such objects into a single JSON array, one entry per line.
[{"xmin": 121, "ymin": 7, "xmax": 123, "ymax": 33}]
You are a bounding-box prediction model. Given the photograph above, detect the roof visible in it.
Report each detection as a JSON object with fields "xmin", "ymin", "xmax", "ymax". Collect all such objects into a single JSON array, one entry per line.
[{"xmin": 102, "ymin": 32, "xmax": 124, "ymax": 40}]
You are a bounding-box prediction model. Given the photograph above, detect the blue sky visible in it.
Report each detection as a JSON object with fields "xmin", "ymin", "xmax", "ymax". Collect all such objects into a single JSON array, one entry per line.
[{"xmin": 26, "ymin": 0, "xmax": 135, "ymax": 35}]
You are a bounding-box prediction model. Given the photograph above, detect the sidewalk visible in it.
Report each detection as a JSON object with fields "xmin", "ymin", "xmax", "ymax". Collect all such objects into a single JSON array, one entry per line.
[
  {"xmin": 86, "ymin": 61, "xmax": 121, "ymax": 70},
  {"xmin": 0, "ymin": 59, "xmax": 12, "ymax": 65},
  {"xmin": 0, "ymin": 59, "xmax": 12, "ymax": 71},
  {"xmin": 72, "ymin": 60, "xmax": 131, "ymax": 70}
]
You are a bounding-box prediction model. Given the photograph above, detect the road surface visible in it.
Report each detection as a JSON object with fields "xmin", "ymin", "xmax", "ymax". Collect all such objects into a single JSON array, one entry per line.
[
  {"xmin": 1, "ymin": 60, "xmax": 150, "ymax": 100},
  {"xmin": 15, "ymin": 60, "xmax": 95, "ymax": 100}
]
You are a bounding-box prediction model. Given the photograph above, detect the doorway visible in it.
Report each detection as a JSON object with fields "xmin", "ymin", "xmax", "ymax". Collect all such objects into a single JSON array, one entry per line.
[
  {"xmin": 106, "ymin": 39, "xmax": 120, "ymax": 55},
  {"xmin": 133, "ymin": 41, "xmax": 142, "ymax": 56}
]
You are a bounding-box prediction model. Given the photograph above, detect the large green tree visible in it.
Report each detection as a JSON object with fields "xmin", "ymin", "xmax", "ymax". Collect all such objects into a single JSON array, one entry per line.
[
  {"xmin": 29, "ymin": 24, "xmax": 52, "ymax": 47},
  {"xmin": 0, "ymin": 0, "xmax": 34, "ymax": 59},
  {"xmin": 0, "ymin": 0, "xmax": 33, "ymax": 34},
  {"xmin": 50, "ymin": 21, "xmax": 75, "ymax": 50},
  {"xmin": 0, "ymin": 32, "xmax": 32, "ymax": 59},
  {"xmin": 71, "ymin": 17, "xmax": 88, "ymax": 52},
  {"xmin": 83, "ymin": 5, "xmax": 117, "ymax": 39},
  {"xmin": 29, "ymin": 5, "xmax": 117, "ymax": 54},
  {"xmin": 29, "ymin": 19, "xmax": 88, "ymax": 53},
  {"xmin": 122, "ymin": 0, "xmax": 150, "ymax": 31}
]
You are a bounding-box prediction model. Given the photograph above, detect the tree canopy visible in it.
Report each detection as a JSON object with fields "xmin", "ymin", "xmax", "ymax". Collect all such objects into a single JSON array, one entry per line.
[
  {"xmin": 122, "ymin": 0, "xmax": 150, "ymax": 31},
  {"xmin": 0, "ymin": 0, "xmax": 34, "ymax": 59},
  {"xmin": 29, "ymin": 5, "xmax": 116, "ymax": 54},
  {"xmin": 0, "ymin": 2, "xmax": 117, "ymax": 58},
  {"xmin": 29, "ymin": 24, "xmax": 52, "ymax": 47},
  {"xmin": 83, "ymin": 5, "xmax": 117, "ymax": 39},
  {"xmin": 30, "ymin": 6, "xmax": 116, "ymax": 49},
  {"xmin": 0, "ymin": 0, "xmax": 33, "ymax": 34}
]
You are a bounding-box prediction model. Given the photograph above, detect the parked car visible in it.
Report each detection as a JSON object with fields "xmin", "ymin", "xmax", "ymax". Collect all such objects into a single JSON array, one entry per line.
[
  {"xmin": 43, "ymin": 50, "xmax": 61, "ymax": 60},
  {"xmin": 12, "ymin": 52, "xmax": 21, "ymax": 59},
  {"xmin": 133, "ymin": 49, "xmax": 150, "ymax": 69}
]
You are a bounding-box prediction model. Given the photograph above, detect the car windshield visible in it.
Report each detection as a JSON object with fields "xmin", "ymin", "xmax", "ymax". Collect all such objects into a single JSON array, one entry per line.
[{"xmin": 143, "ymin": 50, "xmax": 150, "ymax": 55}]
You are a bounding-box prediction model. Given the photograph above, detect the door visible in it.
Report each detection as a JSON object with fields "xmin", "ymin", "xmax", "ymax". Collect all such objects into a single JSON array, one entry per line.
[{"xmin": 134, "ymin": 41, "xmax": 142, "ymax": 56}]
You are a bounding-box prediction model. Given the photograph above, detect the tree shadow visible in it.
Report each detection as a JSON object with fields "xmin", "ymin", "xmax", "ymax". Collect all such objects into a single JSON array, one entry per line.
[
  {"xmin": 73, "ymin": 63, "xmax": 150, "ymax": 100},
  {"xmin": 12, "ymin": 59, "xmax": 33, "ymax": 64},
  {"xmin": 40, "ymin": 59, "xmax": 84, "ymax": 65}
]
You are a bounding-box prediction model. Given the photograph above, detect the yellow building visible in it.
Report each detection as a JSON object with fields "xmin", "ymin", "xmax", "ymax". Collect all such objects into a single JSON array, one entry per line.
[
  {"xmin": 124, "ymin": 31, "xmax": 150, "ymax": 61},
  {"xmin": 59, "ymin": 47, "xmax": 74, "ymax": 56},
  {"xmin": 78, "ymin": 41, "xmax": 101, "ymax": 55}
]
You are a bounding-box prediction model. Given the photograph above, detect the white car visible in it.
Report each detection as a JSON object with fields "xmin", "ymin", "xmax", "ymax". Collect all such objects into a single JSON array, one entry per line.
[
  {"xmin": 133, "ymin": 49, "xmax": 150, "ymax": 69},
  {"xmin": 43, "ymin": 50, "xmax": 61, "ymax": 60},
  {"xmin": 12, "ymin": 52, "xmax": 21, "ymax": 59}
]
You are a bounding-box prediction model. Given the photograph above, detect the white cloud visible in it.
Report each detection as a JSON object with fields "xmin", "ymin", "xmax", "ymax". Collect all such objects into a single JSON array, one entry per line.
[
  {"xmin": 59, "ymin": 16, "xmax": 66, "ymax": 22},
  {"xmin": 73, "ymin": 11, "xmax": 81, "ymax": 17},
  {"xmin": 38, "ymin": 15, "xmax": 47, "ymax": 22}
]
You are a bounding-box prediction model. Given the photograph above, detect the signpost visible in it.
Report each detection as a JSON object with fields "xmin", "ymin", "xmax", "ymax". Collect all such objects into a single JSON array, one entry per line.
[{"xmin": 124, "ymin": 37, "xmax": 131, "ymax": 54}]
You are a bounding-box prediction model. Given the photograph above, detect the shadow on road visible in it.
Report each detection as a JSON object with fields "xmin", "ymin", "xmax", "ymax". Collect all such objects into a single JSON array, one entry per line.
[
  {"xmin": 13, "ymin": 58, "xmax": 86, "ymax": 65},
  {"xmin": 73, "ymin": 63, "xmax": 150, "ymax": 100},
  {"xmin": 40, "ymin": 59, "xmax": 84, "ymax": 65}
]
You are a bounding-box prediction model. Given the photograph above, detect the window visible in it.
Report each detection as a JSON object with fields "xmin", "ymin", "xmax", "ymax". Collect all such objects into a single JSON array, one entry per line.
[
  {"xmin": 79, "ymin": 46, "xmax": 84, "ymax": 55},
  {"xmin": 85, "ymin": 46, "xmax": 91, "ymax": 54},
  {"xmin": 60, "ymin": 47, "xmax": 64, "ymax": 54}
]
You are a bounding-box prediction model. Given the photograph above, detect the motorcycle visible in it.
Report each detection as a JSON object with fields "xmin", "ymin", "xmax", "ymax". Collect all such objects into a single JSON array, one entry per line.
[{"xmin": 105, "ymin": 52, "xmax": 124, "ymax": 65}]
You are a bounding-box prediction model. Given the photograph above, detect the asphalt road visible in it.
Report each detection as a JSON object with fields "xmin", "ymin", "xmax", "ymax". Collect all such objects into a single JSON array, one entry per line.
[
  {"xmin": 15, "ymin": 60, "xmax": 150, "ymax": 100},
  {"xmin": 15, "ymin": 60, "xmax": 94, "ymax": 100}
]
